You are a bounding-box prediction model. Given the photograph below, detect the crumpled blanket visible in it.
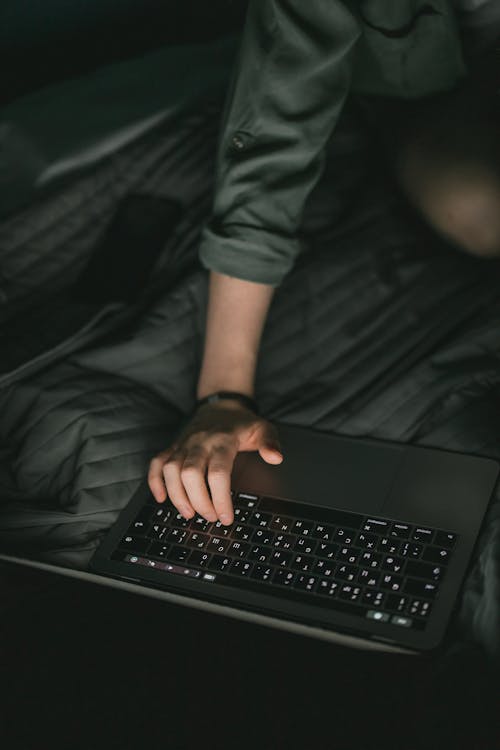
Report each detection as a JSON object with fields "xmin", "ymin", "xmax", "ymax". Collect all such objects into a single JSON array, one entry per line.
[{"xmin": 1, "ymin": 93, "xmax": 500, "ymax": 663}]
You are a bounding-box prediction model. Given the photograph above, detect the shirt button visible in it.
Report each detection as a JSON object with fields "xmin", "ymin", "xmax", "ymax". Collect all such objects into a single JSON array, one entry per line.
[{"xmin": 230, "ymin": 132, "xmax": 247, "ymax": 152}]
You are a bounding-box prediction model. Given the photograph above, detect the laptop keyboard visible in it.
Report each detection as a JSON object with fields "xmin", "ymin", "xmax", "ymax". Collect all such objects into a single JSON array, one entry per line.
[{"xmin": 111, "ymin": 491, "xmax": 458, "ymax": 631}]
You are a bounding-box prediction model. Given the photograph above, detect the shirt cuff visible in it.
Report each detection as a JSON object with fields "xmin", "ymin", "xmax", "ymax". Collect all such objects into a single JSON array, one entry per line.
[{"xmin": 198, "ymin": 221, "xmax": 301, "ymax": 287}]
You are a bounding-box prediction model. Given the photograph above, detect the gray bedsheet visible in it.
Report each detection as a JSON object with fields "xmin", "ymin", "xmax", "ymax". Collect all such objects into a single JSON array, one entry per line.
[{"xmin": 1, "ymin": 90, "xmax": 500, "ymax": 662}]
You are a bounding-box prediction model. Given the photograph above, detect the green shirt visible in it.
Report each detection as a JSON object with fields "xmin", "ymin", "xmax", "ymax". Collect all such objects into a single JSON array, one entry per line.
[{"xmin": 199, "ymin": 0, "xmax": 467, "ymax": 286}]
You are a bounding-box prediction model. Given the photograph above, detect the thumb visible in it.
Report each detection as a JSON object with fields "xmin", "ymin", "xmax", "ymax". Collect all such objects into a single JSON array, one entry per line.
[{"xmin": 258, "ymin": 436, "xmax": 284, "ymax": 465}]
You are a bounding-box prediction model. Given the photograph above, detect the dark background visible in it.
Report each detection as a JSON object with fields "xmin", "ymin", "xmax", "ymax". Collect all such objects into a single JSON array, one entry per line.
[
  {"xmin": 0, "ymin": 0, "xmax": 248, "ymax": 106},
  {"xmin": 1, "ymin": 560, "xmax": 498, "ymax": 750},
  {"xmin": 1, "ymin": 3, "xmax": 499, "ymax": 748}
]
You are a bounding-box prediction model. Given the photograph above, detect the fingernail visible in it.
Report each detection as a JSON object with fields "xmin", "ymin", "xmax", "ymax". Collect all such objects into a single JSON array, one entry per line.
[{"xmin": 219, "ymin": 514, "xmax": 232, "ymax": 525}]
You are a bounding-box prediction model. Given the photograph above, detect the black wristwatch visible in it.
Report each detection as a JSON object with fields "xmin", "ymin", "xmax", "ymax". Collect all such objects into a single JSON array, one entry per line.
[{"xmin": 195, "ymin": 390, "xmax": 259, "ymax": 415}]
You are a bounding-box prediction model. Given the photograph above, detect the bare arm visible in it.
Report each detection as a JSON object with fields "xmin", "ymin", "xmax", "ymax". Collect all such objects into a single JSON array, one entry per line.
[
  {"xmin": 148, "ymin": 270, "xmax": 283, "ymax": 524},
  {"xmin": 196, "ymin": 270, "xmax": 276, "ymax": 400}
]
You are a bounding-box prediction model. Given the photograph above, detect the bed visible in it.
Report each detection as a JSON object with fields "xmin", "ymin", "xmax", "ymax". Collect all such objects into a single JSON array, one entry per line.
[{"xmin": 1, "ymin": 20, "xmax": 500, "ymax": 665}]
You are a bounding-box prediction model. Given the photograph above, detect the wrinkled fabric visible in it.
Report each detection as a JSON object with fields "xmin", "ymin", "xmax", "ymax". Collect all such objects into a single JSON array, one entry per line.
[{"xmin": 1, "ymin": 97, "xmax": 500, "ymax": 662}]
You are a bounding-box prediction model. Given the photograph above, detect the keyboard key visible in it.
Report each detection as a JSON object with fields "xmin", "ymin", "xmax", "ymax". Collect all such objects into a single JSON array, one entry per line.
[
  {"xmin": 294, "ymin": 537, "xmax": 318, "ymax": 555},
  {"xmin": 316, "ymin": 542, "xmax": 339, "ymax": 560},
  {"xmin": 366, "ymin": 610, "xmax": 390, "ymax": 623},
  {"xmin": 235, "ymin": 493, "xmax": 259, "ymax": 508},
  {"xmin": 252, "ymin": 528, "xmax": 276, "ymax": 546},
  {"xmin": 337, "ymin": 547, "xmax": 361, "ymax": 565},
  {"xmin": 272, "ymin": 569, "xmax": 296, "ymax": 587},
  {"xmin": 421, "ymin": 546, "xmax": 451, "ymax": 565},
  {"xmin": 211, "ymin": 521, "xmax": 233, "ymax": 537},
  {"xmin": 381, "ymin": 555, "xmax": 404, "ymax": 574},
  {"xmin": 270, "ymin": 550, "xmax": 292, "ymax": 568},
  {"xmin": 232, "ymin": 524, "xmax": 252, "ymax": 542},
  {"xmin": 187, "ymin": 550, "xmax": 211, "ymax": 568},
  {"xmin": 248, "ymin": 511, "xmax": 273, "ymax": 528},
  {"xmin": 148, "ymin": 542, "xmax": 171, "ymax": 559},
  {"xmin": 434, "ymin": 531, "xmax": 457, "ymax": 549},
  {"xmin": 412, "ymin": 527, "xmax": 434, "ymax": 544},
  {"xmin": 127, "ymin": 520, "xmax": 151, "ymax": 536},
  {"xmin": 362, "ymin": 590, "xmax": 385, "ymax": 608},
  {"xmin": 360, "ymin": 551, "xmax": 382, "ymax": 569},
  {"xmin": 333, "ymin": 528, "xmax": 356, "ymax": 545},
  {"xmin": 391, "ymin": 615, "xmax": 413, "ymax": 628},
  {"xmin": 311, "ymin": 523, "xmax": 335, "ymax": 542},
  {"xmin": 317, "ymin": 579, "xmax": 339, "ymax": 597},
  {"xmin": 166, "ymin": 528, "xmax": 188, "ymax": 545},
  {"xmin": 313, "ymin": 559, "xmax": 336, "ymax": 578},
  {"xmin": 190, "ymin": 516, "xmax": 212, "ymax": 533},
  {"xmin": 171, "ymin": 512, "xmax": 192, "ymax": 528},
  {"xmin": 151, "ymin": 505, "xmax": 173, "ymax": 523},
  {"xmin": 400, "ymin": 542, "xmax": 423, "ymax": 559},
  {"xmin": 233, "ymin": 507, "xmax": 253, "ymax": 524},
  {"xmin": 292, "ymin": 519, "xmax": 315, "ymax": 537},
  {"xmin": 150, "ymin": 524, "xmax": 168, "ymax": 541},
  {"xmin": 390, "ymin": 523, "xmax": 411, "ymax": 539},
  {"xmin": 229, "ymin": 560, "xmax": 253, "ymax": 577},
  {"xmin": 403, "ymin": 578, "xmax": 439, "ymax": 598},
  {"xmin": 144, "ymin": 558, "xmax": 165, "ymax": 570},
  {"xmin": 168, "ymin": 545, "xmax": 190, "ymax": 563},
  {"xmin": 227, "ymin": 541, "xmax": 250, "ymax": 559},
  {"xmin": 409, "ymin": 598, "xmax": 433, "ymax": 618},
  {"xmin": 207, "ymin": 555, "xmax": 232, "ymax": 572},
  {"xmin": 250, "ymin": 565, "xmax": 274, "ymax": 582},
  {"xmin": 338, "ymin": 584, "xmax": 362, "ymax": 602},
  {"xmin": 356, "ymin": 532, "xmax": 378, "ymax": 550},
  {"xmin": 273, "ymin": 533, "xmax": 295, "ymax": 550},
  {"xmin": 378, "ymin": 538, "xmax": 400, "ymax": 555},
  {"xmin": 248, "ymin": 545, "xmax": 271, "ymax": 563},
  {"xmin": 207, "ymin": 537, "xmax": 231, "ymax": 555},
  {"xmin": 336, "ymin": 564, "xmax": 357, "ymax": 582},
  {"xmin": 357, "ymin": 569, "xmax": 380, "ymax": 587},
  {"xmin": 362, "ymin": 518, "xmax": 390, "ymax": 534},
  {"xmin": 380, "ymin": 573, "xmax": 403, "ymax": 592},
  {"xmin": 291, "ymin": 554, "xmax": 315, "ymax": 573},
  {"xmin": 185, "ymin": 532, "xmax": 210, "ymax": 550},
  {"xmin": 270, "ymin": 515, "xmax": 294, "ymax": 533},
  {"xmin": 293, "ymin": 575, "xmax": 318, "ymax": 593},
  {"xmin": 119, "ymin": 535, "xmax": 151, "ymax": 554},
  {"xmin": 404, "ymin": 560, "xmax": 443, "ymax": 581},
  {"xmin": 384, "ymin": 594, "xmax": 408, "ymax": 613}
]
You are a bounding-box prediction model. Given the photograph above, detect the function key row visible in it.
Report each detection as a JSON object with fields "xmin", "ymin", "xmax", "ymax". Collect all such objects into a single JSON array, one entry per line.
[{"xmin": 232, "ymin": 493, "xmax": 457, "ymax": 548}]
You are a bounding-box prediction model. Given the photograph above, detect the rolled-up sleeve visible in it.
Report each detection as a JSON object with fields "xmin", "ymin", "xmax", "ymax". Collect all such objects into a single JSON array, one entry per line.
[{"xmin": 198, "ymin": 0, "xmax": 361, "ymax": 286}]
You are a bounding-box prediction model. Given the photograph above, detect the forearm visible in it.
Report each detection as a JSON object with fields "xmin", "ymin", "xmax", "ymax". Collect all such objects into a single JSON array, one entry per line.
[{"xmin": 196, "ymin": 270, "xmax": 276, "ymax": 399}]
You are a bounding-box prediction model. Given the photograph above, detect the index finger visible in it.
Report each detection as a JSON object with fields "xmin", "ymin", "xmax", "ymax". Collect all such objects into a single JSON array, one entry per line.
[{"xmin": 206, "ymin": 443, "xmax": 237, "ymax": 525}]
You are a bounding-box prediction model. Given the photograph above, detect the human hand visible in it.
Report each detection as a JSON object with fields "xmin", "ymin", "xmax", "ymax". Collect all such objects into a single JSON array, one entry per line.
[{"xmin": 147, "ymin": 401, "xmax": 283, "ymax": 525}]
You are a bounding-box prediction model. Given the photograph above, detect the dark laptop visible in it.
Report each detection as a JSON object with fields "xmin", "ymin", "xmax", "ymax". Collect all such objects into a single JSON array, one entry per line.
[{"xmin": 89, "ymin": 423, "xmax": 499, "ymax": 652}]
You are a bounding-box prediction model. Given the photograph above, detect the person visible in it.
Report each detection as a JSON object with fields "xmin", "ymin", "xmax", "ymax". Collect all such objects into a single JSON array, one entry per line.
[{"xmin": 148, "ymin": 0, "xmax": 500, "ymax": 525}]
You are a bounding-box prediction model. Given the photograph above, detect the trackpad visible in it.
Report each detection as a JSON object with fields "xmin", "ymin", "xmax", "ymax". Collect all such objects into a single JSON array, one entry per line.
[{"xmin": 232, "ymin": 423, "xmax": 406, "ymax": 516}]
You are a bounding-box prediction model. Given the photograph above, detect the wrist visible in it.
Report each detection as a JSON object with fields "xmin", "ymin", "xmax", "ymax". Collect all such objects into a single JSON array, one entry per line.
[{"xmin": 195, "ymin": 390, "xmax": 259, "ymax": 415}]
